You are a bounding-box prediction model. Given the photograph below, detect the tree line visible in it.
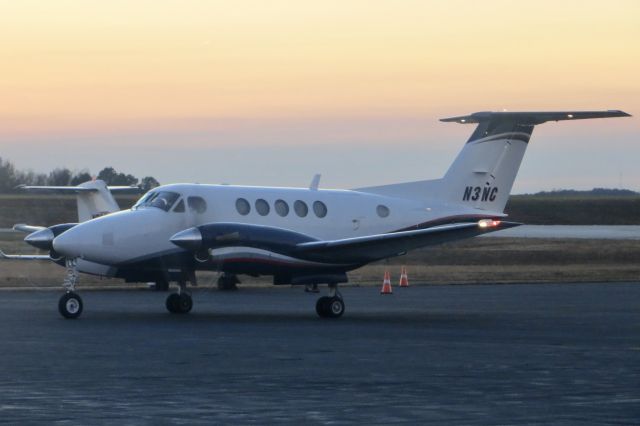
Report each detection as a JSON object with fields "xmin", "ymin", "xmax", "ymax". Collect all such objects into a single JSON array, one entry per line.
[{"xmin": 0, "ymin": 157, "xmax": 160, "ymax": 193}]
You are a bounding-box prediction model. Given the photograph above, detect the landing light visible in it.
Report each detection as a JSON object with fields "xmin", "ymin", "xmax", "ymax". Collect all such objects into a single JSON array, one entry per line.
[{"xmin": 478, "ymin": 219, "xmax": 501, "ymax": 228}]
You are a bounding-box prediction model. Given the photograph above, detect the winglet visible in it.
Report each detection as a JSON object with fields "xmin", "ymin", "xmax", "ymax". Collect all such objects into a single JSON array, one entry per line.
[{"xmin": 309, "ymin": 174, "xmax": 321, "ymax": 191}]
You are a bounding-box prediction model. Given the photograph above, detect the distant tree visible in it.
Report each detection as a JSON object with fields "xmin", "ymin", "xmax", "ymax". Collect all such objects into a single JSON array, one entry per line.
[
  {"xmin": 96, "ymin": 167, "xmax": 138, "ymax": 186},
  {"xmin": 70, "ymin": 171, "xmax": 93, "ymax": 186},
  {"xmin": 97, "ymin": 167, "xmax": 117, "ymax": 184},
  {"xmin": 139, "ymin": 176, "xmax": 160, "ymax": 191},
  {"xmin": 47, "ymin": 168, "xmax": 72, "ymax": 186},
  {"xmin": 0, "ymin": 157, "xmax": 17, "ymax": 192}
]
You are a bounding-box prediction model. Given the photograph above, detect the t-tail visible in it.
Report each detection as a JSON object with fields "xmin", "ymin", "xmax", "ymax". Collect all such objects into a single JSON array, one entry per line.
[{"xmin": 358, "ymin": 110, "xmax": 631, "ymax": 213}]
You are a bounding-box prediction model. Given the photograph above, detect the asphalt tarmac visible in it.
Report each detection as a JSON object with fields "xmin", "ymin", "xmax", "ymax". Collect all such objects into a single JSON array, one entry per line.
[{"xmin": 1, "ymin": 283, "xmax": 639, "ymax": 424}]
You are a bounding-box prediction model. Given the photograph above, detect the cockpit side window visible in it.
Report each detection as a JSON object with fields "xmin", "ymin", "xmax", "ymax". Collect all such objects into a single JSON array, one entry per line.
[
  {"xmin": 173, "ymin": 199, "xmax": 185, "ymax": 213},
  {"xmin": 133, "ymin": 191, "xmax": 155, "ymax": 209},
  {"xmin": 134, "ymin": 191, "xmax": 180, "ymax": 212}
]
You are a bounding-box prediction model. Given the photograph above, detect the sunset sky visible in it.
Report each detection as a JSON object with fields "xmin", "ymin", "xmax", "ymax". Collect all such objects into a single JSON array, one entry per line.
[{"xmin": 1, "ymin": 0, "xmax": 638, "ymax": 192}]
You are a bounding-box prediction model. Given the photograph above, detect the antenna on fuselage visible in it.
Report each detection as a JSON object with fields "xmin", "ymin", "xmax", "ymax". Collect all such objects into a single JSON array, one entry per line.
[{"xmin": 309, "ymin": 174, "xmax": 321, "ymax": 191}]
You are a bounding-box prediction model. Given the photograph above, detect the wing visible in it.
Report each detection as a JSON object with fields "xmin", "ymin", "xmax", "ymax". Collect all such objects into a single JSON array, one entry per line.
[
  {"xmin": 171, "ymin": 220, "xmax": 519, "ymax": 265},
  {"xmin": 0, "ymin": 249, "xmax": 51, "ymax": 260},
  {"xmin": 294, "ymin": 220, "xmax": 520, "ymax": 263}
]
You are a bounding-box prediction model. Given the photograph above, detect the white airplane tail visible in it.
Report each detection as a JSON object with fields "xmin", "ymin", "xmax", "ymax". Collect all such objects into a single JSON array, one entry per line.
[
  {"xmin": 18, "ymin": 180, "xmax": 140, "ymax": 222},
  {"xmin": 75, "ymin": 180, "xmax": 121, "ymax": 221},
  {"xmin": 357, "ymin": 110, "xmax": 630, "ymax": 212}
]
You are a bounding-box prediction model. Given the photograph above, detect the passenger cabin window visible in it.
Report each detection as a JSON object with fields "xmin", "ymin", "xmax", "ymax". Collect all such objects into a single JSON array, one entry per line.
[
  {"xmin": 133, "ymin": 191, "xmax": 180, "ymax": 212},
  {"xmin": 313, "ymin": 201, "xmax": 327, "ymax": 218},
  {"xmin": 236, "ymin": 198, "xmax": 250, "ymax": 215},
  {"xmin": 275, "ymin": 199, "xmax": 289, "ymax": 217},
  {"xmin": 255, "ymin": 199, "xmax": 270, "ymax": 216},
  {"xmin": 294, "ymin": 200, "xmax": 308, "ymax": 217},
  {"xmin": 377, "ymin": 205, "xmax": 390, "ymax": 218},
  {"xmin": 173, "ymin": 199, "xmax": 185, "ymax": 213},
  {"xmin": 188, "ymin": 196, "xmax": 207, "ymax": 214}
]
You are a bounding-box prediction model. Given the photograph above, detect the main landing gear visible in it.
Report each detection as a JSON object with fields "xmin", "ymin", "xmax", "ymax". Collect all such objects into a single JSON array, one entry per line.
[
  {"xmin": 165, "ymin": 281, "xmax": 193, "ymax": 314},
  {"xmin": 315, "ymin": 284, "xmax": 345, "ymax": 319},
  {"xmin": 58, "ymin": 258, "xmax": 83, "ymax": 319},
  {"xmin": 217, "ymin": 273, "xmax": 239, "ymax": 291}
]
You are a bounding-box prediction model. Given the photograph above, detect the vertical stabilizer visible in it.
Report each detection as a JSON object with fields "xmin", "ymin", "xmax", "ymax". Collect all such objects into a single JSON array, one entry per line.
[
  {"xmin": 438, "ymin": 110, "xmax": 629, "ymax": 212},
  {"xmin": 76, "ymin": 180, "xmax": 121, "ymax": 221},
  {"xmin": 356, "ymin": 110, "xmax": 630, "ymax": 213}
]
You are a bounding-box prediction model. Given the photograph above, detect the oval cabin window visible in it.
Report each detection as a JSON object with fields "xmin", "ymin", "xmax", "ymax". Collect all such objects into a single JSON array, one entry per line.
[
  {"xmin": 255, "ymin": 199, "xmax": 270, "ymax": 216},
  {"xmin": 294, "ymin": 200, "xmax": 308, "ymax": 217},
  {"xmin": 313, "ymin": 201, "xmax": 327, "ymax": 218},
  {"xmin": 236, "ymin": 198, "xmax": 250, "ymax": 215},
  {"xmin": 377, "ymin": 205, "xmax": 390, "ymax": 218},
  {"xmin": 275, "ymin": 199, "xmax": 289, "ymax": 217}
]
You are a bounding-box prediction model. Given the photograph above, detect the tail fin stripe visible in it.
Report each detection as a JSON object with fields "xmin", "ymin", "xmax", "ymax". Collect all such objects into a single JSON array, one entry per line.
[{"xmin": 470, "ymin": 132, "xmax": 532, "ymax": 144}]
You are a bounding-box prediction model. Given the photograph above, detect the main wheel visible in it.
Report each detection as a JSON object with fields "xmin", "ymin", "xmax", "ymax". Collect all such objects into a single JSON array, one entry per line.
[
  {"xmin": 176, "ymin": 293, "xmax": 193, "ymax": 314},
  {"xmin": 315, "ymin": 296, "xmax": 330, "ymax": 317},
  {"xmin": 59, "ymin": 292, "xmax": 83, "ymax": 319},
  {"xmin": 166, "ymin": 293, "xmax": 181, "ymax": 313},
  {"xmin": 326, "ymin": 297, "xmax": 345, "ymax": 318}
]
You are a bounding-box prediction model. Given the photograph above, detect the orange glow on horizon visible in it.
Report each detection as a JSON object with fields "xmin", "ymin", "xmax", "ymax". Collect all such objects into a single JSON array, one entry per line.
[{"xmin": 0, "ymin": 0, "xmax": 638, "ymax": 137}]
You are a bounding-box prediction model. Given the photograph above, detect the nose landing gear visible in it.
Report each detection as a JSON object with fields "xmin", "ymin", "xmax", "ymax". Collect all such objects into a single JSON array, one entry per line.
[
  {"xmin": 58, "ymin": 258, "xmax": 83, "ymax": 319},
  {"xmin": 315, "ymin": 284, "xmax": 345, "ymax": 318}
]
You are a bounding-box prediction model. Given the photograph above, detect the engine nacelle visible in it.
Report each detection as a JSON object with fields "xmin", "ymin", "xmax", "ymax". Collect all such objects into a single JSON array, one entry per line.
[
  {"xmin": 171, "ymin": 222, "xmax": 318, "ymax": 256},
  {"xmin": 24, "ymin": 223, "xmax": 78, "ymax": 251}
]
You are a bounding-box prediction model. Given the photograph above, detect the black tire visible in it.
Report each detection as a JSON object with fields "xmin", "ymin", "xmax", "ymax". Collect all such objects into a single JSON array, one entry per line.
[
  {"xmin": 177, "ymin": 293, "xmax": 193, "ymax": 314},
  {"xmin": 315, "ymin": 296, "xmax": 331, "ymax": 318},
  {"xmin": 166, "ymin": 293, "xmax": 181, "ymax": 314},
  {"xmin": 58, "ymin": 292, "xmax": 83, "ymax": 319},
  {"xmin": 326, "ymin": 297, "xmax": 345, "ymax": 318}
]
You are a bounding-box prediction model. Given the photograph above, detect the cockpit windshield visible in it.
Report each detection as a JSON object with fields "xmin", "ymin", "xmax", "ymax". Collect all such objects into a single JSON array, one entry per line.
[{"xmin": 133, "ymin": 191, "xmax": 180, "ymax": 212}]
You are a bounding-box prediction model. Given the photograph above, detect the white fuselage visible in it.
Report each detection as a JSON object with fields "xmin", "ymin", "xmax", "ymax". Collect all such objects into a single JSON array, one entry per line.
[{"xmin": 52, "ymin": 183, "xmax": 490, "ymax": 269}]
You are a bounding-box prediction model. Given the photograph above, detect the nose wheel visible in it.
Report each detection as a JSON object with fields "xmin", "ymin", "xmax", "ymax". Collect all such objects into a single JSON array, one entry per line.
[
  {"xmin": 59, "ymin": 291, "xmax": 83, "ymax": 319},
  {"xmin": 315, "ymin": 284, "xmax": 345, "ymax": 318}
]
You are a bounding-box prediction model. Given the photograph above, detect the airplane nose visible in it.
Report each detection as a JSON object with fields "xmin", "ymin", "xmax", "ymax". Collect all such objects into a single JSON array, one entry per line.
[
  {"xmin": 52, "ymin": 229, "xmax": 81, "ymax": 258},
  {"xmin": 25, "ymin": 228, "xmax": 55, "ymax": 250}
]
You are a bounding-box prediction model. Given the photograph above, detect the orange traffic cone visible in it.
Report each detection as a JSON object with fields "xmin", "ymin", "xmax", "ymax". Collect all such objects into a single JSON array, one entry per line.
[
  {"xmin": 399, "ymin": 266, "xmax": 409, "ymax": 288},
  {"xmin": 380, "ymin": 271, "xmax": 393, "ymax": 294}
]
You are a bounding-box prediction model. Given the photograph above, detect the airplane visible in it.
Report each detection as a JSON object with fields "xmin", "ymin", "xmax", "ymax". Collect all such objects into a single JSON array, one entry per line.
[{"xmin": 0, "ymin": 110, "xmax": 630, "ymax": 319}]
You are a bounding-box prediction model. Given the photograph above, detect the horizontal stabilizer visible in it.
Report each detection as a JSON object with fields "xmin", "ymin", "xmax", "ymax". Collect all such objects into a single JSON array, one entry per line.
[
  {"xmin": 13, "ymin": 224, "xmax": 46, "ymax": 233},
  {"xmin": 441, "ymin": 110, "xmax": 630, "ymax": 125},
  {"xmin": 16, "ymin": 185, "xmax": 97, "ymax": 193},
  {"xmin": 0, "ymin": 249, "xmax": 51, "ymax": 260},
  {"xmin": 17, "ymin": 184, "xmax": 141, "ymax": 193}
]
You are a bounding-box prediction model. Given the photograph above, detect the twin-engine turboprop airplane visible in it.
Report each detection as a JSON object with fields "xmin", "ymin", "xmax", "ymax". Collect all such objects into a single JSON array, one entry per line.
[{"xmin": 1, "ymin": 110, "xmax": 630, "ymax": 319}]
